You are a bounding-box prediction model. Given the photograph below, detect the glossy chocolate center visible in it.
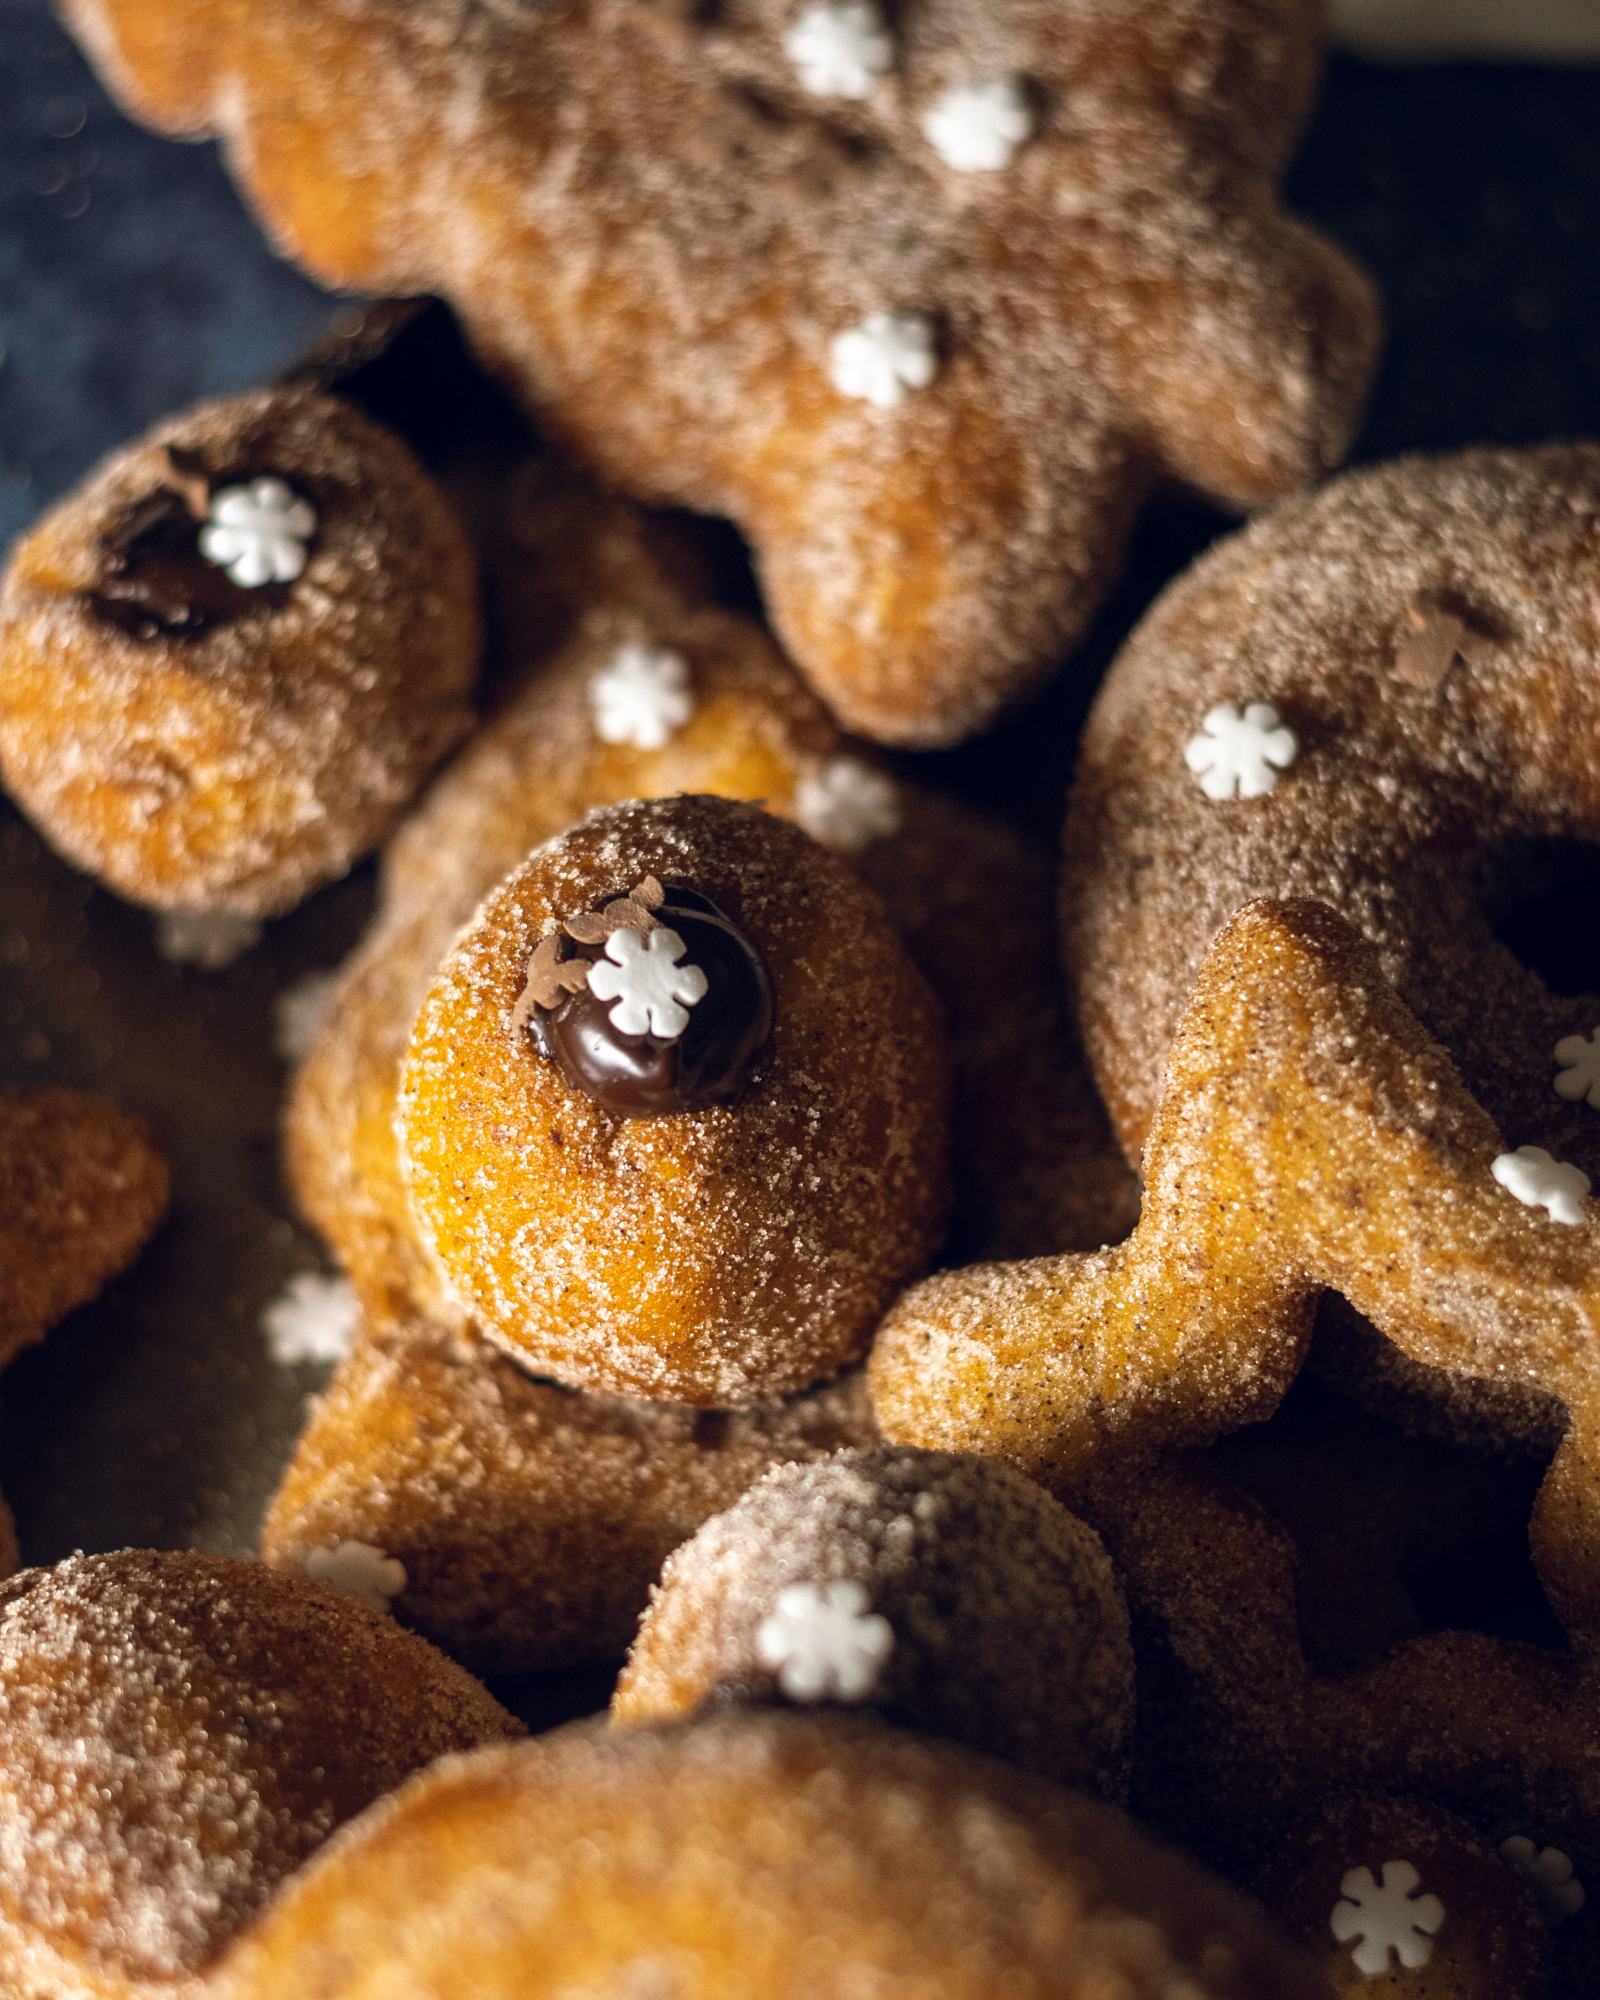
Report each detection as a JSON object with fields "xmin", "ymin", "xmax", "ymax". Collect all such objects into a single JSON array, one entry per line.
[
  {"xmin": 531, "ymin": 887, "xmax": 773, "ymax": 1118},
  {"xmin": 87, "ymin": 487, "xmax": 290, "ymax": 640}
]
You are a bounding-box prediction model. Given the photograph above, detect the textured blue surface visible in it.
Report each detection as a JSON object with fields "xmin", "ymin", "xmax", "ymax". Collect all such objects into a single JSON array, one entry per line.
[{"xmin": 0, "ymin": 0, "xmax": 335, "ymax": 551}]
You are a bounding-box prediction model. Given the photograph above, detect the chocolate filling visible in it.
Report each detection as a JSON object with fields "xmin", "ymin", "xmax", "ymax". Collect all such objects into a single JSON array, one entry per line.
[
  {"xmin": 87, "ymin": 486, "xmax": 290, "ymax": 641},
  {"xmin": 530, "ymin": 886, "xmax": 773, "ymax": 1118}
]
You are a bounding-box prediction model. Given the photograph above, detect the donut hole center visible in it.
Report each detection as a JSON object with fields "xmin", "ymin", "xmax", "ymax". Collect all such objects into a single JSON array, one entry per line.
[{"xmin": 1487, "ymin": 836, "xmax": 1600, "ymax": 998}]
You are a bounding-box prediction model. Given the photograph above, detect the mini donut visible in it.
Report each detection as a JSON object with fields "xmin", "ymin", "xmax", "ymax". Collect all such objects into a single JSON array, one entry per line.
[
  {"xmin": 868, "ymin": 897, "xmax": 1600, "ymax": 1644},
  {"xmin": 0, "ymin": 1089, "xmax": 168, "ymax": 1576},
  {"xmin": 287, "ymin": 449, "xmax": 1132, "ymax": 1324},
  {"xmin": 1062, "ymin": 445, "xmax": 1600, "ymax": 1441},
  {"xmin": 398, "ymin": 793, "xmax": 951, "ymax": 1405},
  {"xmin": 260, "ymin": 1307, "xmax": 876, "ymax": 1676},
  {"xmin": 217, "ymin": 1712, "xmax": 1325, "ymax": 2000},
  {"xmin": 1254, "ymin": 1795, "xmax": 1546, "ymax": 1998},
  {"xmin": 0, "ymin": 1548, "xmax": 518, "ymax": 2000},
  {"xmin": 613, "ymin": 1445, "xmax": 1133, "ymax": 1797},
  {"xmin": 67, "ymin": 0, "xmax": 1378, "ymax": 749},
  {"xmin": 0, "ymin": 387, "xmax": 478, "ymax": 917}
]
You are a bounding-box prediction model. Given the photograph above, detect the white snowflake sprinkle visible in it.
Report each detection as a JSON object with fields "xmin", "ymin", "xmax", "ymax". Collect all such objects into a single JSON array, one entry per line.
[
  {"xmin": 1554, "ymin": 1028, "xmax": 1600, "ymax": 1110},
  {"xmin": 198, "ymin": 476, "xmax": 317, "ymax": 588},
  {"xmin": 1492, "ymin": 1145, "xmax": 1590, "ymax": 1226},
  {"xmin": 1501, "ymin": 1836, "xmax": 1586, "ymax": 1923},
  {"xmin": 922, "ymin": 77, "xmax": 1035, "ymax": 172},
  {"xmin": 263, "ymin": 1271, "xmax": 359, "ymax": 1368},
  {"xmin": 1329, "ymin": 1860, "xmax": 1446, "ymax": 1976},
  {"xmin": 755, "ymin": 1579, "xmax": 894, "ymax": 1703},
  {"xmin": 273, "ymin": 967, "xmax": 342, "ymax": 1063},
  {"xmin": 588, "ymin": 643, "xmax": 694, "ymax": 751},
  {"xmin": 587, "ymin": 924, "xmax": 708, "ymax": 1041},
  {"xmin": 783, "ymin": 1, "xmax": 893, "ymax": 100},
  {"xmin": 154, "ymin": 909, "xmax": 263, "ymax": 970},
  {"xmin": 794, "ymin": 757, "xmax": 901, "ymax": 852},
  {"xmin": 829, "ymin": 311, "xmax": 939, "ymax": 410},
  {"xmin": 304, "ymin": 1540, "xmax": 406, "ymax": 1615},
  {"xmin": 1183, "ymin": 700, "xmax": 1299, "ymax": 801}
]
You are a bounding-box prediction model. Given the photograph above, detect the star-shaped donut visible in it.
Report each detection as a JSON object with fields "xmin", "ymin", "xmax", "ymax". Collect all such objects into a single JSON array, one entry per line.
[
  {"xmin": 65, "ymin": 0, "xmax": 1379, "ymax": 746},
  {"xmin": 870, "ymin": 899, "xmax": 1600, "ymax": 1635}
]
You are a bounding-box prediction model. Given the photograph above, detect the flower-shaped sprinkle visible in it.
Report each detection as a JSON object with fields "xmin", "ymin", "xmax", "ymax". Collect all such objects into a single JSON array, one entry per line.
[
  {"xmin": 1554, "ymin": 1028, "xmax": 1600, "ymax": 1110},
  {"xmin": 154, "ymin": 909, "xmax": 263, "ymax": 970},
  {"xmin": 263, "ymin": 1270, "xmax": 359, "ymax": 1368},
  {"xmin": 794, "ymin": 757, "xmax": 901, "ymax": 852},
  {"xmin": 303, "ymin": 1539, "xmax": 406, "ymax": 1615},
  {"xmin": 1500, "ymin": 1837, "xmax": 1586, "ymax": 1923},
  {"xmin": 755, "ymin": 1579, "xmax": 894, "ymax": 1703},
  {"xmin": 588, "ymin": 643, "xmax": 694, "ymax": 751},
  {"xmin": 198, "ymin": 476, "xmax": 317, "ymax": 588},
  {"xmin": 1492, "ymin": 1145, "xmax": 1591, "ymax": 1226},
  {"xmin": 587, "ymin": 924, "xmax": 709, "ymax": 1040},
  {"xmin": 1183, "ymin": 701, "xmax": 1299, "ymax": 800},
  {"xmin": 922, "ymin": 77, "xmax": 1035, "ymax": 172},
  {"xmin": 829, "ymin": 312, "xmax": 939, "ymax": 410},
  {"xmin": 273, "ymin": 967, "xmax": 342, "ymax": 1063},
  {"xmin": 1329, "ymin": 1861, "xmax": 1446, "ymax": 1975},
  {"xmin": 783, "ymin": 1, "xmax": 893, "ymax": 100}
]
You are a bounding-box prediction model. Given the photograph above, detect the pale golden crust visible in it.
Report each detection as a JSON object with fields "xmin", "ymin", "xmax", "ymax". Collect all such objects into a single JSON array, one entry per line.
[
  {"xmin": 0, "ymin": 1550, "xmax": 519, "ymax": 2000},
  {"xmin": 0, "ymin": 389, "xmax": 478, "ymax": 916},
  {"xmin": 214, "ymin": 1713, "xmax": 1327, "ymax": 2000},
  {"xmin": 398, "ymin": 795, "xmax": 952, "ymax": 1405},
  {"xmin": 261, "ymin": 1310, "xmax": 877, "ymax": 1674},
  {"xmin": 614, "ymin": 1446, "xmax": 1134, "ymax": 1796},
  {"xmin": 64, "ymin": 0, "xmax": 1377, "ymax": 746}
]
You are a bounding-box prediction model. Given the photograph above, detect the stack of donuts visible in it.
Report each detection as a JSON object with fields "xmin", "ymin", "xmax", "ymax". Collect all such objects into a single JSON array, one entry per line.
[{"xmin": 0, "ymin": 0, "xmax": 1596, "ymax": 1994}]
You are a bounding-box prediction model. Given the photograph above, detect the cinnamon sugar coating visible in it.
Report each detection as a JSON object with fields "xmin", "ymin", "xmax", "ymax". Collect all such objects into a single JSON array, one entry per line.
[
  {"xmin": 286, "ymin": 452, "xmax": 1131, "ymax": 1337},
  {"xmin": 0, "ymin": 1090, "xmax": 169, "ymax": 1578},
  {"xmin": 65, "ymin": 0, "xmax": 1377, "ymax": 746},
  {"xmin": 1066, "ymin": 442, "xmax": 1600, "ymax": 1172},
  {"xmin": 262, "ymin": 1309, "xmax": 875, "ymax": 1674},
  {"xmin": 869, "ymin": 899, "xmax": 1600, "ymax": 1639},
  {"xmin": 1063, "ymin": 445, "xmax": 1600, "ymax": 1437},
  {"xmin": 0, "ymin": 1549, "xmax": 518, "ymax": 2000},
  {"xmin": 0, "ymin": 390, "xmax": 478, "ymax": 917},
  {"xmin": 614, "ymin": 1446, "xmax": 1133, "ymax": 1796},
  {"xmin": 399, "ymin": 794, "xmax": 951, "ymax": 1405},
  {"xmin": 212, "ymin": 1713, "xmax": 1325, "ymax": 2000}
]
